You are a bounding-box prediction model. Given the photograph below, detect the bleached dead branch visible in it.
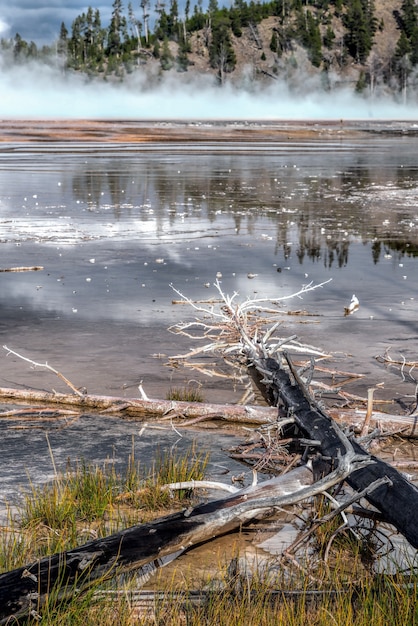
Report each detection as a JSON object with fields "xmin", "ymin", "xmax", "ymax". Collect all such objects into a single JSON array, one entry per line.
[
  {"xmin": 3, "ymin": 345, "xmax": 83, "ymax": 397},
  {"xmin": 168, "ymin": 280, "xmax": 332, "ymax": 369}
]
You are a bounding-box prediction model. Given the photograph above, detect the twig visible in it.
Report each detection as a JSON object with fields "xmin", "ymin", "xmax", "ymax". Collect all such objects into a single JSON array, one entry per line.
[
  {"xmin": 3, "ymin": 346, "xmax": 84, "ymax": 397},
  {"xmin": 360, "ymin": 385, "xmax": 383, "ymax": 437},
  {"xmin": 162, "ymin": 480, "xmax": 240, "ymax": 494},
  {"xmin": 0, "ymin": 266, "xmax": 43, "ymax": 272}
]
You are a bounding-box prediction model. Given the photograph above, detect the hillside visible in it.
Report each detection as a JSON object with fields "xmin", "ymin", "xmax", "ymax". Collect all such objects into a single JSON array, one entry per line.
[
  {"xmin": 160, "ymin": 0, "xmax": 404, "ymax": 93},
  {"xmin": 2, "ymin": 0, "xmax": 414, "ymax": 97}
]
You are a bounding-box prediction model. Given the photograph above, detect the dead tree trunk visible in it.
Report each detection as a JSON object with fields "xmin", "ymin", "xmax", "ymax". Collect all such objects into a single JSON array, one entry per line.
[
  {"xmin": 0, "ymin": 441, "xmax": 377, "ymax": 625},
  {"xmin": 260, "ymin": 355, "xmax": 418, "ymax": 549},
  {"xmin": 0, "ymin": 466, "xmax": 321, "ymax": 623}
]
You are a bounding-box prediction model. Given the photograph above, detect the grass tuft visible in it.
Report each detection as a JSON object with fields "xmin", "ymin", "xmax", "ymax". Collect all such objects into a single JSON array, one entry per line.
[
  {"xmin": 6, "ymin": 443, "xmax": 208, "ymax": 566},
  {"xmin": 166, "ymin": 383, "xmax": 204, "ymax": 403}
]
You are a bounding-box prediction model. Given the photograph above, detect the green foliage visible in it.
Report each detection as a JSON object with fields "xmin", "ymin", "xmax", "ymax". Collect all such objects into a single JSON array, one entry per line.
[
  {"xmin": 107, "ymin": 0, "xmax": 128, "ymax": 57},
  {"xmin": 177, "ymin": 39, "xmax": 191, "ymax": 70},
  {"xmin": 1, "ymin": 0, "xmax": 413, "ymax": 90},
  {"xmin": 67, "ymin": 8, "xmax": 106, "ymax": 72},
  {"xmin": 397, "ymin": 0, "xmax": 418, "ymax": 65},
  {"xmin": 395, "ymin": 30, "xmax": 412, "ymax": 60},
  {"xmin": 209, "ymin": 14, "xmax": 237, "ymax": 82},
  {"xmin": 153, "ymin": 38, "xmax": 161, "ymax": 58},
  {"xmin": 295, "ymin": 9, "xmax": 322, "ymax": 67},
  {"xmin": 323, "ymin": 24, "xmax": 335, "ymax": 49},
  {"xmin": 343, "ymin": 0, "xmax": 377, "ymax": 63},
  {"xmin": 355, "ymin": 70, "xmax": 367, "ymax": 93},
  {"xmin": 13, "ymin": 33, "xmax": 38, "ymax": 62},
  {"xmin": 160, "ymin": 37, "xmax": 174, "ymax": 69},
  {"xmin": 2, "ymin": 443, "xmax": 208, "ymax": 569},
  {"xmin": 270, "ymin": 30, "xmax": 279, "ymax": 52}
]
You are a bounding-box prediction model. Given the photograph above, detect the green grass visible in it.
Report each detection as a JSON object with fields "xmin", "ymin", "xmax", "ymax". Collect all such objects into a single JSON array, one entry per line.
[
  {"xmin": 166, "ymin": 383, "xmax": 204, "ymax": 403},
  {"xmin": 0, "ymin": 443, "xmax": 208, "ymax": 567},
  {"xmin": 20, "ymin": 558, "xmax": 416, "ymax": 626}
]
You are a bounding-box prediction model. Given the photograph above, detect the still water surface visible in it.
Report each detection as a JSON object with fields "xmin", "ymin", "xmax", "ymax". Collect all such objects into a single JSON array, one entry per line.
[
  {"xmin": 0, "ymin": 128, "xmax": 417, "ymax": 532},
  {"xmin": 0, "ymin": 134, "xmax": 417, "ymax": 405}
]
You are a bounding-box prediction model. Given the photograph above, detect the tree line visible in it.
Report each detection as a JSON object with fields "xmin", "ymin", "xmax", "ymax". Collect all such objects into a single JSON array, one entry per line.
[{"xmin": 1, "ymin": 0, "xmax": 418, "ymax": 95}]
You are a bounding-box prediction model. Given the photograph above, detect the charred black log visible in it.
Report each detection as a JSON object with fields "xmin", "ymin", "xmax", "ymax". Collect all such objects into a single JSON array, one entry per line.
[
  {"xmin": 262, "ymin": 355, "xmax": 418, "ymax": 549},
  {"xmin": 0, "ymin": 466, "xmax": 315, "ymax": 624}
]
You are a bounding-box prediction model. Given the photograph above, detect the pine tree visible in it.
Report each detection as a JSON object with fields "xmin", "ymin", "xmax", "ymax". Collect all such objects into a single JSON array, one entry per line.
[
  {"xmin": 68, "ymin": 15, "xmax": 84, "ymax": 68},
  {"xmin": 306, "ymin": 10, "xmax": 322, "ymax": 67},
  {"xmin": 343, "ymin": 0, "xmax": 376, "ymax": 63},
  {"xmin": 398, "ymin": 0, "xmax": 418, "ymax": 65},
  {"xmin": 295, "ymin": 9, "xmax": 322, "ymax": 67},
  {"xmin": 209, "ymin": 15, "xmax": 236, "ymax": 83},
  {"xmin": 400, "ymin": 0, "xmax": 418, "ymax": 39},
  {"xmin": 323, "ymin": 24, "xmax": 335, "ymax": 49},
  {"xmin": 13, "ymin": 33, "xmax": 28, "ymax": 61},
  {"xmin": 160, "ymin": 37, "xmax": 174, "ymax": 69},
  {"xmin": 107, "ymin": 0, "xmax": 128, "ymax": 59},
  {"xmin": 393, "ymin": 30, "xmax": 412, "ymax": 99},
  {"xmin": 57, "ymin": 22, "xmax": 68, "ymax": 61}
]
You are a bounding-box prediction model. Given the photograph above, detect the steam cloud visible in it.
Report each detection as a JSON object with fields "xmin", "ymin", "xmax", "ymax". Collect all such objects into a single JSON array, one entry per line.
[{"xmin": 0, "ymin": 56, "xmax": 416, "ymax": 120}]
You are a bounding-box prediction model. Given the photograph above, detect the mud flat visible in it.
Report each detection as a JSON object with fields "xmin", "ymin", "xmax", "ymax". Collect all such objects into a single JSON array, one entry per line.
[{"xmin": 0, "ymin": 119, "xmax": 417, "ymax": 144}]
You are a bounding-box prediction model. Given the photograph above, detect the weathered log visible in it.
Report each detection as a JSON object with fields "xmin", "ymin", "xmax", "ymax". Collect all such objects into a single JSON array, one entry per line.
[
  {"xmin": 0, "ymin": 266, "xmax": 43, "ymax": 272},
  {"xmin": 261, "ymin": 356, "xmax": 418, "ymax": 549},
  {"xmin": 0, "ymin": 465, "xmax": 318, "ymax": 623},
  {"xmin": 328, "ymin": 407, "xmax": 418, "ymax": 439},
  {"xmin": 0, "ymin": 387, "xmax": 276, "ymax": 423},
  {"xmin": 0, "ymin": 386, "xmax": 417, "ymax": 437}
]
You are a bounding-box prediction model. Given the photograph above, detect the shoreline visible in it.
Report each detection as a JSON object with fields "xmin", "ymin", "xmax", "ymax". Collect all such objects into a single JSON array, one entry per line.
[{"xmin": 0, "ymin": 119, "xmax": 417, "ymax": 143}]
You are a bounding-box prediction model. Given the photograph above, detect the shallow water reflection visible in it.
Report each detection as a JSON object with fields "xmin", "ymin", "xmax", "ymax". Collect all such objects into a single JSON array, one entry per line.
[{"xmin": 0, "ymin": 136, "xmax": 417, "ymax": 404}]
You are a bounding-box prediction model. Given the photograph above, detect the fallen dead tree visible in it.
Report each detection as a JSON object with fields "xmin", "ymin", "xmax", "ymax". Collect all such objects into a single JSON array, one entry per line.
[
  {"xmin": 0, "ymin": 385, "xmax": 417, "ymax": 437},
  {"xmin": 166, "ymin": 281, "xmax": 418, "ymax": 548},
  {"xmin": 0, "ymin": 456, "xmax": 376, "ymax": 624},
  {"xmin": 0, "ymin": 386, "xmax": 276, "ymax": 424},
  {"xmin": 0, "ymin": 347, "xmax": 413, "ymax": 621},
  {"xmin": 0, "ymin": 281, "xmax": 417, "ymax": 621},
  {"xmin": 258, "ymin": 355, "xmax": 418, "ymax": 549}
]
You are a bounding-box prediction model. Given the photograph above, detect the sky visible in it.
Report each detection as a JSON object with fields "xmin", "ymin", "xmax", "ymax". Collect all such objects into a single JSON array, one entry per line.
[{"xmin": 0, "ymin": 1, "xmax": 114, "ymax": 45}]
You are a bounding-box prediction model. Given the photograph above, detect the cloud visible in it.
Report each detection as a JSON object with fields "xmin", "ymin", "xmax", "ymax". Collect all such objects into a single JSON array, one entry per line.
[
  {"xmin": 0, "ymin": 18, "xmax": 10, "ymax": 36},
  {"xmin": 0, "ymin": 56, "xmax": 416, "ymax": 120},
  {"xmin": 0, "ymin": 3, "xmax": 112, "ymax": 45}
]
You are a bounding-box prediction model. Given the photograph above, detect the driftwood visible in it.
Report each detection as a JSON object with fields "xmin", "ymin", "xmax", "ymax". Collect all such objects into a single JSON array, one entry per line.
[
  {"xmin": 1, "ymin": 281, "xmax": 418, "ymax": 620},
  {"xmin": 0, "ymin": 266, "xmax": 43, "ymax": 272},
  {"xmin": 0, "ymin": 387, "xmax": 276, "ymax": 424},
  {"xmin": 165, "ymin": 281, "xmax": 418, "ymax": 548},
  {"xmin": 1, "ymin": 387, "xmax": 417, "ymax": 438},
  {"xmin": 0, "ymin": 353, "xmax": 414, "ymax": 621}
]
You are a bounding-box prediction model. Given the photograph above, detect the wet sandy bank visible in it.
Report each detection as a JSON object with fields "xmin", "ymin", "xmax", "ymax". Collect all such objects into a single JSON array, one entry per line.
[{"xmin": 0, "ymin": 119, "xmax": 417, "ymax": 143}]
